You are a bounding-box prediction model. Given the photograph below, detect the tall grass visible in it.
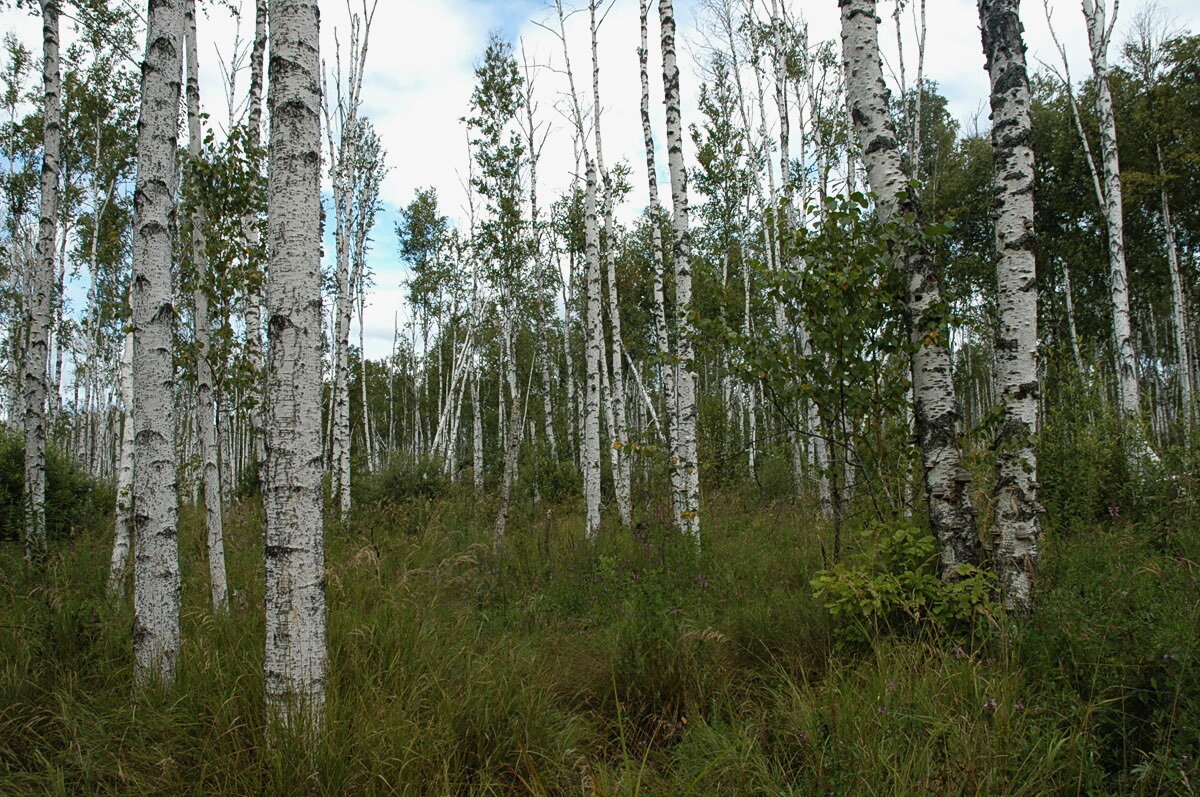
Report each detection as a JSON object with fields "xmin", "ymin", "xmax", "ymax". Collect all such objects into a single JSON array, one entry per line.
[{"xmin": 1, "ymin": 474, "xmax": 1197, "ymax": 794}]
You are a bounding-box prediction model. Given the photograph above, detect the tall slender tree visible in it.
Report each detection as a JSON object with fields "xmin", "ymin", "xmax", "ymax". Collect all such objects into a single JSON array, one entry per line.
[
  {"xmin": 22, "ymin": 0, "xmax": 59, "ymax": 561},
  {"xmin": 1081, "ymin": 0, "xmax": 1142, "ymax": 429},
  {"xmin": 263, "ymin": 0, "xmax": 327, "ymax": 728},
  {"xmin": 184, "ymin": 0, "xmax": 227, "ymax": 612},
  {"xmin": 661, "ymin": 0, "xmax": 701, "ymax": 546},
  {"xmin": 131, "ymin": 0, "xmax": 183, "ymax": 682},
  {"xmin": 980, "ymin": 0, "xmax": 1040, "ymax": 612}
]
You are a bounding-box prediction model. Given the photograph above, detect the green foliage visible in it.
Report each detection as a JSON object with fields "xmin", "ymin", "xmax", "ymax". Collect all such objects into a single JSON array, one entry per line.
[
  {"xmin": 811, "ymin": 522, "xmax": 996, "ymax": 643},
  {"xmin": 1021, "ymin": 526, "xmax": 1200, "ymax": 791},
  {"xmin": 0, "ymin": 428, "xmax": 110, "ymax": 544},
  {"xmin": 2, "ymin": 490, "xmax": 1199, "ymax": 792}
]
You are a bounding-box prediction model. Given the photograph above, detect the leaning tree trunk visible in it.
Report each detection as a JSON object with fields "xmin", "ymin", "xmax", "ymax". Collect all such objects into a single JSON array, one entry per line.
[
  {"xmin": 185, "ymin": 0, "xmax": 228, "ymax": 612},
  {"xmin": 840, "ymin": 0, "xmax": 980, "ymax": 578},
  {"xmin": 24, "ymin": 0, "xmax": 60, "ymax": 561},
  {"xmin": 980, "ymin": 0, "xmax": 1040, "ymax": 612},
  {"xmin": 1082, "ymin": 0, "xmax": 1141, "ymax": 426},
  {"xmin": 131, "ymin": 0, "xmax": 183, "ymax": 684},
  {"xmin": 660, "ymin": 0, "xmax": 700, "ymax": 546},
  {"xmin": 264, "ymin": 0, "xmax": 327, "ymax": 731}
]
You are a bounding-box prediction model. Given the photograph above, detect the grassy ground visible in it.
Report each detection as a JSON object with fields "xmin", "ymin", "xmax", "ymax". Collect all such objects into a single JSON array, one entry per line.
[{"xmin": 1, "ymin": 476, "xmax": 1198, "ymax": 794}]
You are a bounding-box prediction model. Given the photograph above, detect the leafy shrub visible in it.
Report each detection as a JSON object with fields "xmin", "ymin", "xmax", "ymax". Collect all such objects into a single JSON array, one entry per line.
[
  {"xmin": 810, "ymin": 523, "xmax": 995, "ymax": 642},
  {"xmin": 0, "ymin": 428, "xmax": 111, "ymax": 544},
  {"xmin": 1021, "ymin": 526, "xmax": 1200, "ymax": 789},
  {"xmin": 355, "ymin": 453, "xmax": 451, "ymax": 507}
]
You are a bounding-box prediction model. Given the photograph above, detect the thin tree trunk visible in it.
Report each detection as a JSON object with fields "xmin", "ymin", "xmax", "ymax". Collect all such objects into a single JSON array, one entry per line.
[
  {"xmin": 472, "ymin": 354, "xmax": 484, "ymax": 490},
  {"xmin": 639, "ymin": 0, "xmax": 680, "ymax": 527},
  {"xmin": 264, "ymin": 0, "xmax": 327, "ymax": 730},
  {"xmin": 840, "ymin": 0, "xmax": 980, "ymax": 578},
  {"xmin": 590, "ymin": 0, "xmax": 631, "ymax": 527},
  {"xmin": 661, "ymin": 0, "xmax": 700, "ymax": 546},
  {"xmin": 23, "ymin": 0, "xmax": 60, "ymax": 561},
  {"xmin": 583, "ymin": 158, "xmax": 603, "ymax": 540},
  {"xmin": 1157, "ymin": 145, "xmax": 1192, "ymax": 428},
  {"xmin": 108, "ymin": 332, "xmax": 135, "ymax": 596},
  {"xmin": 1082, "ymin": 0, "xmax": 1142, "ymax": 425},
  {"xmin": 243, "ymin": 0, "xmax": 267, "ymax": 473},
  {"xmin": 980, "ymin": 0, "xmax": 1040, "ymax": 612},
  {"xmin": 131, "ymin": 0, "xmax": 183, "ymax": 683},
  {"xmin": 186, "ymin": 0, "xmax": 227, "ymax": 612}
]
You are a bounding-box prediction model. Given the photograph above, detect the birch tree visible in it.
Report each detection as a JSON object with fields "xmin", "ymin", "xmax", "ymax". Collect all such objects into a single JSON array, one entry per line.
[
  {"xmin": 980, "ymin": 0, "xmax": 1040, "ymax": 612},
  {"xmin": 1081, "ymin": 0, "xmax": 1142, "ymax": 427},
  {"xmin": 242, "ymin": 0, "xmax": 267, "ymax": 470},
  {"xmin": 661, "ymin": 0, "xmax": 700, "ymax": 546},
  {"xmin": 108, "ymin": 331, "xmax": 134, "ymax": 595},
  {"xmin": 184, "ymin": 0, "xmax": 227, "ymax": 612},
  {"xmin": 263, "ymin": 0, "xmax": 327, "ymax": 728},
  {"xmin": 22, "ymin": 0, "xmax": 59, "ymax": 561},
  {"xmin": 326, "ymin": 2, "xmax": 376, "ymax": 524},
  {"xmin": 131, "ymin": 0, "xmax": 183, "ymax": 682},
  {"xmin": 839, "ymin": 0, "xmax": 980, "ymax": 578},
  {"xmin": 639, "ymin": 0, "xmax": 681, "ymax": 529},
  {"xmin": 590, "ymin": 0, "xmax": 632, "ymax": 527}
]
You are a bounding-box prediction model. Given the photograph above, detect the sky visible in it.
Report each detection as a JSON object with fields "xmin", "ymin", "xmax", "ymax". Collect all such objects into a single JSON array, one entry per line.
[{"xmin": 3, "ymin": 0, "xmax": 1199, "ymax": 360}]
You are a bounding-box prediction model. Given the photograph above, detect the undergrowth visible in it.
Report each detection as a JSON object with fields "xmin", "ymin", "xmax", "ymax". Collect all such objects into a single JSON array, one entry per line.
[{"xmin": 1, "ymin": 466, "xmax": 1197, "ymax": 794}]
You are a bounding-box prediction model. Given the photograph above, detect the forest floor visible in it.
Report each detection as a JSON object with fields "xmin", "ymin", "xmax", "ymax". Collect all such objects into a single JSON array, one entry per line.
[{"xmin": 1, "ymin": 471, "xmax": 1198, "ymax": 794}]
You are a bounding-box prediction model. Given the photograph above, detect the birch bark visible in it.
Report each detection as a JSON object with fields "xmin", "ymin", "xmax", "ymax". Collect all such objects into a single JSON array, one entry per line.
[
  {"xmin": 1081, "ymin": 0, "xmax": 1141, "ymax": 424},
  {"xmin": 661, "ymin": 0, "xmax": 700, "ymax": 546},
  {"xmin": 132, "ymin": 0, "xmax": 183, "ymax": 682},
  {"xmin": 639, "ymin": 0, "xmax": 681, "ymax": 529},
  {"xmin": 108, "ymin": 332, "xmax": 135, "ymax": 596},
  {"xmin": 584, "ymin": 159, "xmax": 604, "ymax": 540},
  {"xmin": 840, "ymin": 0, "xmax": 980, "ymax": 578},
  {"xmin": 243, "ymin": 0, "xmax": 267, "ymax": 471},
  {"xmin": 24, "ymin": 0, "xmax": 59, "ymax": 561},
  {"xmin": 590, "ymin": 0, "xmax": 632, "ymax": 527},
  {"xmin": 186, "ymin": 0, "xmax": 228, "ymax": 612},
  {"xmin": 980, "ymin": 0, "xmax": 1040, "ymax": 612},
  {"xmin": 1157, "ymin": 145, "xmax": 1192, "ymax": 427},
  {"xmin": 264, "ymin": 0, "xmax": 327, "ymax": 728}
]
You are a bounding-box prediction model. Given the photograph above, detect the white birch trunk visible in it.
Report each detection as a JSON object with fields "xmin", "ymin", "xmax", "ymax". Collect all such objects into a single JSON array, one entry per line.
[
  {"xmin": 661, "ymin": 0, "xmax": 700, "ymax": 546},
  {"xmin": 840, "ymin": 0, "xmax": 980, "ymax": 578},
  {"xmin": 584, "ymin": 159, "xmax": 603, "ymax": 540},
  {"xmin": 243, "ymin": 0, "xmax": 267, "ymax": 473},
  {"xmin": 1158, "ymin": 145, "xmax": 1192, "ymax": 427},
  {"xmin": 108, "ymin": 332, "xmax": 135, "ymax": 596},
  {"xmin": 639, "ymin": 0, "xmax": 681, "ymax": 528},
  {"xmin": 493, "ymin": 316, "xmax": 523, "ymax": 549},
  {"xmin": 980, "ymin": 0, "xmax": 1040, "ymax": 612},
  {"xmin": 590, "ymin": 0, "xmax": 632, "ymax": 528},
  {"xmin": 23, "ymin": 0, "xmax": 60, "ymax": 560},
  {"xmin": 472, "ymin": 354, "xmax": 484, "ymax": 490},
  {"xmin": 186, "ymin": 0, "xmax": 228, "ymax": 612},
  {"xmin": 131, "ymin": 0, "xmax": 183, "ymax": 683},
  {"xmin": 264, "ymin": 0, "xmax": 327, "ymax": 728},
  {"xmin": 1081, "ymin": 0, "xmax": 1141, "ymax": 424}
]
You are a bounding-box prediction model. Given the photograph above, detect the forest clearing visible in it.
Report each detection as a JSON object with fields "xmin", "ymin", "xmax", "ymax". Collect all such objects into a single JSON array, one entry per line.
[{"xmin": 1, "ymin": 0, "xmax": 1199, "ymax": 792}]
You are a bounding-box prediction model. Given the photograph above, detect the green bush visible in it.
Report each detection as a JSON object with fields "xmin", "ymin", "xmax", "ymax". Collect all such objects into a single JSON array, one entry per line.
[
  {"xmin": 810, "ymin": 522, "xmax": 996, "ymax": 642},
  {"xmin": 355, "ymin": 452, "xmax": 451, "ymax": 507},
  {"xmin": 0, "ymin": 428, "xmax": 111, "ymax": 544}
]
